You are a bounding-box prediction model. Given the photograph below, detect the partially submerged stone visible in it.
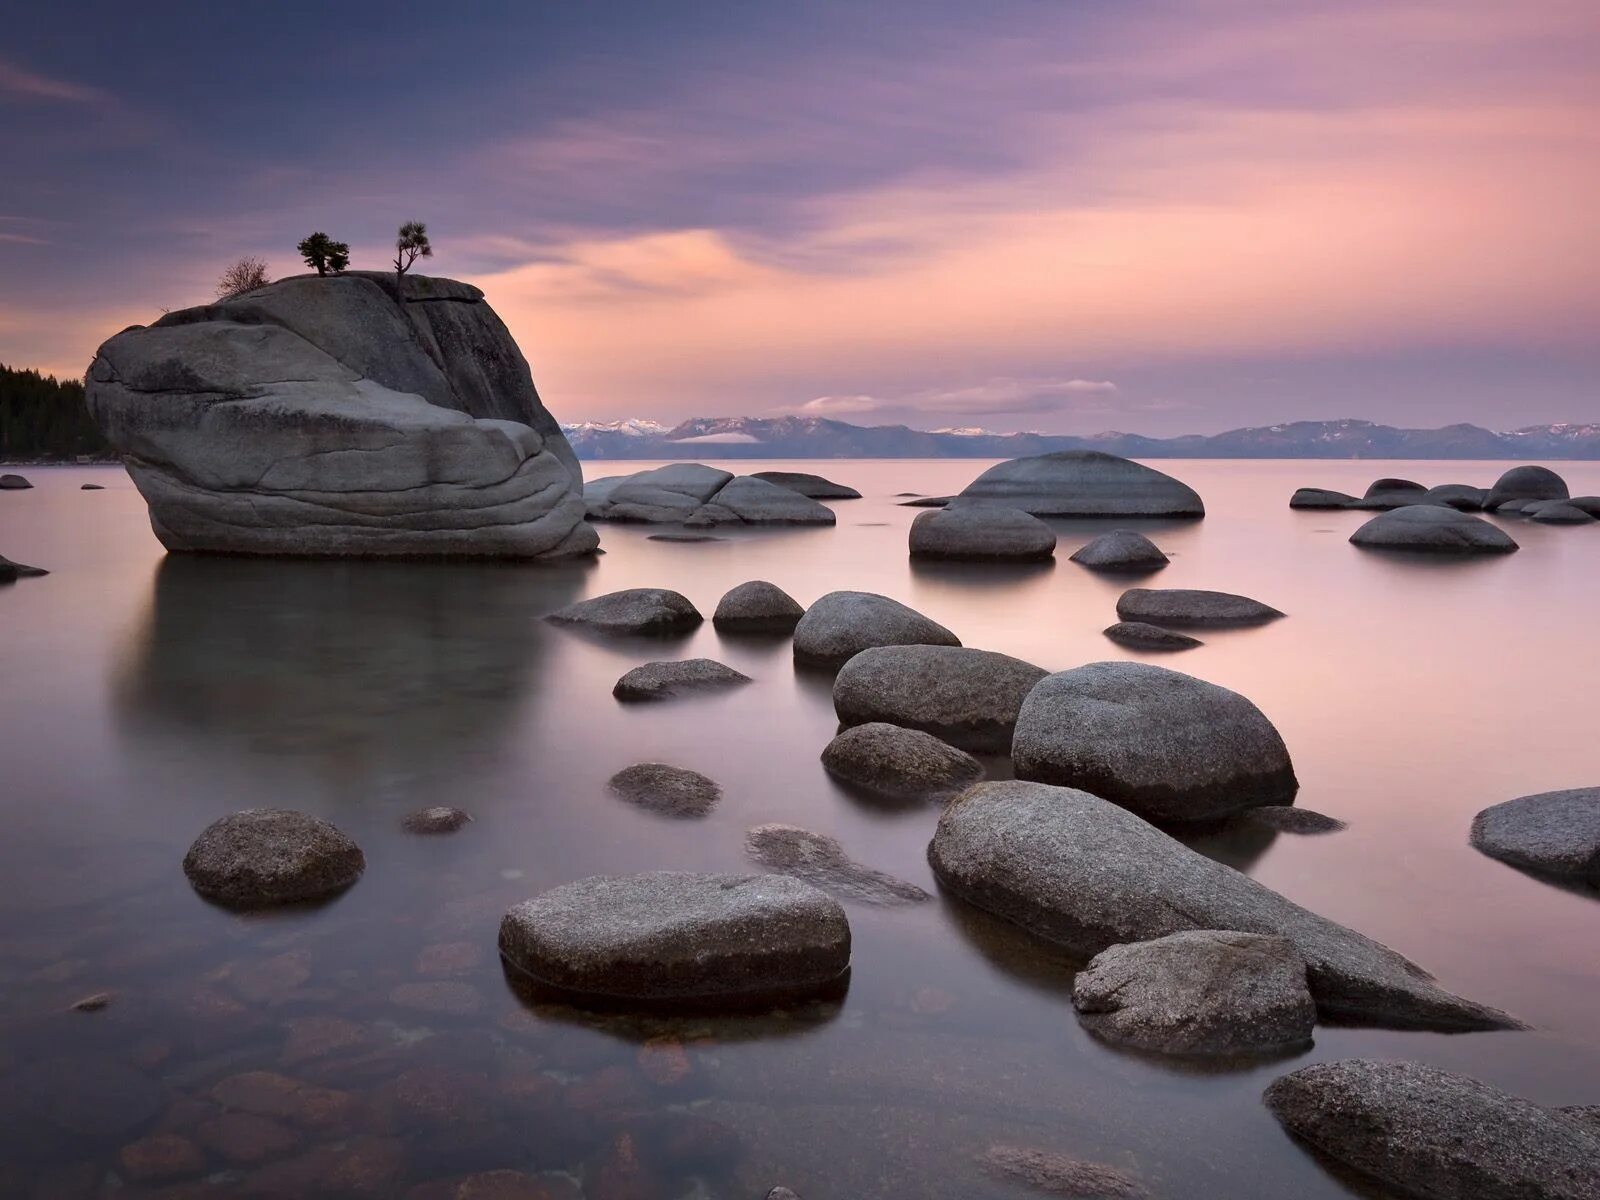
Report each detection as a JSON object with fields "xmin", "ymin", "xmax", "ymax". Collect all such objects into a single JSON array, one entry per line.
[
  {"xmin": 1115, "ymin": 588, "xmax": 1283, "ymax": 628},
  {"xmin": 1350, "ymin": 505, "xmax": 1518, "ymax": 554},
  {"xmin": 833, "ymin": 644, "xmax": 1048, "ymax": 752},
  {"xmin": 908, "ymin": 505, "xmax": 1056, "ymax": 561},
  {"xmin": 547, "ymin": 588, "xmax": 703, "ymax": 635},
  {"xmin": 613, "ymin": 658, "xmax": 751, "ymax": 701},
  {"xmin": 955, "ymin": 450, "xmax": 1203, "ymax": 517},
  {"xmin": 586, "ymin": 464, "xmax": 835, "ymax": 525},
  {"xmin": 1290, "ymin": 487, "xmax": 1356, "ymax": 509},
  {"xmin": 1528, "ymin": 500, "xmax": 1596, "ymax": 524},
  {"xmin": 0, "ymin": 473, "xmax": 33, "ymax": 489},
  {"xmin": 183, "ymin": 809, "xmax": 365, "ymax": 907},
  {"xmin": 402, "ymin": 806, "xmax": 473, "ymax": 834},
  {"xmin": 0, "ymin": 553, "xmax": 48, "ymax": 582},
  {"xmin": 1470, "ymin": 787, "xmax": 1600, "ymax": 885},
  {"xmin": 1425, "ymin": 483, "xmax": 1488, "ymax": 510},
  {"xmin": 821, "ymin": 722, "xmax": 983, "ymax": 802},
  {"xmin": 744, "ymin": 824, "xmax": 928, "ymax": 905},
  {"xmin": 606, "ymin": 763, "xmax": 721, "ymax": 818},
  {"xmin": 1068, "ymin": 530, "xmax": 1168, "ymax": 571},
  {"xmin": 1485, "ymin": 464, "xmax": 1569, "ymax": 510},
  {"xmin": 1102, "ymin": 621, "xmax": 1201, "ymax": 652},
  {"xmin": 792, "ymin": 590, "xmax": 959, "ymax": 668},
  {"xmin": 1240, "ymin": 806, "xmax": 1348, "ymax": 835},
  {"xmin": 713, "ymin": 580, "xmax": 805, "ymax": 633},
  {"xmin": 975, "ymin": 1144, "xmax": 1149, "ymax": 1199},
  {"xmin": 749, "ymin": 470, "xmax": 861, "ymax": 499}
]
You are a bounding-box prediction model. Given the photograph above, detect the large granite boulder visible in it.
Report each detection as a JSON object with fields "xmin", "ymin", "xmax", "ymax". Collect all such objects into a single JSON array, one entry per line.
[
  {"xmin": 820, "ymin": 722, "xmax": 983, "ymax": 801},
  {"xmin": 1072, "ymin": 930, "xmax": 1315, "ymax": 1057},
  {"xmin": 85, "ymin": 272, "xmax": 596, "ymax": 558},
  {"xmin": 954, "ymin": 450, "xmax": 1204, "ymax": 517},
  {"xmin": 498, "ymin": 872, "xmax": 850, "ymax": 1003},
  {"xmin": 1485, "ymin": 464, "xmax": 1569, "ymax": 511},
  {"xmin": 548, "ymin": 588, "xmax": 703, "ymax": 635},
  {"xmin": 1011, "ymin": 661, "xmax": 1296, "ymax": 821},
  {"xmin": 928, "ymin": 781, "xmax": 1516, "ymax": 1029},
  {"xmin": 1470, "ymin": 787, "xmax": 1600, "ymax": 885},
  {"xmin": 1068, "ymin": 530, "xmax": 1168, "ymax": 571},
  {"xmin": 183, "ymin": 809, "xmax": 365, "ymax": 907},
  {"xmin": 792, "ymin": 590, "xmax": 959, "ymax": 668},
  {"xmin": 1115, "ymin": 588, "xmax": 1283, "ymax": 628},
  {"xmin": 1349, "ymin": 506, "xmax": 1518, "ymax": 554},
  {"xmin": 585, "ymin": 464, "xmax": 834, "ymax": 525},
  {"xmin": 832, "ymin": 644, "xmax": 1048, "ymax": 752},
  {"xmin": 1264, "ymin": 1060, "xmax": 1600, "ymax": 1200},
  {"xmin": 713, "ymin": 580, "xmax": 805, "ymax": 633},
  {"xmin": 907, "ymin": 505, "xmax": 1056, "ymax": 561},
  {"xmin": 749, "ymin": 471, "xmax": 860, "ymax": 499}
]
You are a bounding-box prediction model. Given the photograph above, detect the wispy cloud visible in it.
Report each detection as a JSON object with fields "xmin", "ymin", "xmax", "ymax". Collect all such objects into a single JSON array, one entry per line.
[
  {"xmin": 796, "ymin": 377, "xmax": 1118, "ymax": 419},
  {"xmin": 0, "ymin": 57, "xmax": 113, "ymax": 107}
]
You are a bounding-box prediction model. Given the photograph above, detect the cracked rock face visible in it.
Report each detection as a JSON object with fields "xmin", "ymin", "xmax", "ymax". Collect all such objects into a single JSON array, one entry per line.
[{"xmin": 85, "ymin": 272, "xmax": 596, "ymax": 558}]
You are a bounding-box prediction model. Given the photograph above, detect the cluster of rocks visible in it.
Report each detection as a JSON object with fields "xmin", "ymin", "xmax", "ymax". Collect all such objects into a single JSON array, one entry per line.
[
  {"xmin": 584, "ymin": 463, "xmax": 837, "ymax": 526},
  {"xmin": 1098, "ymin": 586, "xmax": 1282, "ymax": 651}
]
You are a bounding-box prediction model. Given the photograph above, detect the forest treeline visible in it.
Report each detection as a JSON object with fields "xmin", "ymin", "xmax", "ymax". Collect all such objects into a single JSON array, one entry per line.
[{"xmin": 0, "ymin": 364, "xmax": 113, "ymax": 460}]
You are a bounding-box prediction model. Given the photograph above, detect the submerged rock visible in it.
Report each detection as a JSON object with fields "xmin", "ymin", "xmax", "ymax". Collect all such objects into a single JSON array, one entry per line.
[
  {"xmin": 1485, "ymin": 464, "xmax": 1569, "ymax": 510},
  {"xmin": 1566, "ymin": 495, "xmax": 1600, "ymax": 516},
  {"xmin": 749, "ymin": 470, "xmax": 861, "ymax": 499},
  {"xmin": 833, "ymin": 644, "xmax": 1048, "ymax": 752},
  {"xmin": 820, "ymin": 722, "xmax": 983, "ymax": 801},
  {"xmin": 547, "ymin": 588, "xmax": 703, "ymax": 634},
  {"xmin": 1115, "ymin": 588, "xmax": 1283, "ymax": 628},
  {"xmin": 606, "ymin": 763, "xmax": 722, "ymax": 818},
  {"xmin": 712, "ymin": 580, "xmax": 805, "ymax": 633},
  {"xmin": 1012, "ymin": 662, "xmax": 1297, "ymax": 822},
  {"xmin": 586, "ymin": 464, "xmax": 835, "ymax": 525},
  {"xmin": 792, "ymin": 590, "xmax": 959, "ymax": 668},
  {"xmin": 1290, "ymin": 487, "xmax": 1356, "ymax": 509},
  {"xmin": 1528, "ymin": 500, "xmax": 1596, "ymax": 525},
  {"xmin": 0, "ymin": 473, "xmax": 33, "ymax": 489},
  {"xmin": 975, "ymin": 1144, "xmax": 1149, "ymax": 1199},
  {"xmin": 1349, "ymin": 505, "xmax": 1519, "ymax": 554},
  {"xmin": 1068, "ymin": 530, "xmax": 1168, "ymax": 571},
  {"xmin": 1072, "ymin": 930, "xmax": 1315, "ymax": 1057},
  {"xmin": 1102, "ymin": 621, "xmax": 1201, "ymax": 652},
  {"xmin": 183, "ymin": 809, "xmax": 365, "ymax": 907},
  {"xmin": 402, "ymin": 806, "xmax": 473, "ymax": 834},
  {"xmin": 0, "ymin": 553, "xmax": 48, "ymax": 581},
  {"xmin": 498, "ymin": 871, "xmax": 851, "ymax": 1002},
  {"xmin": 908, "ymin": 505, "xmax": 1056, "ymax": 561},
  {"xmin": 1264, "ymin": 1060, "xmax": 1600, "ymax": 1200},
  {"xmin": 648, "ymin": 532, "xmax": 725, "ymax": 542},
  {"xmin": 1240, "ymin": 806, "xmax": 1348, "ymax": 835},
  {"xmin": 1424, "ymin": 483, "xmax": 1488, "ymax": 511},
  {"xmin": 613, "ymin": 658, "xmax": 751, "ymax": 701},
  {"xmin": 929, "ymin": 781, "xmax": 1515, "ymax": 1029},
  {"xmin": 955, "ymin": 450, "xmax": 1203, "ymax": 517},
  {"xmin": 1470, "ymin": 787, "xmax": 1600, "ymax": 885},
  {"xmin": 744, "ymin": 824, "xmax": 928, "ymax": 905}
]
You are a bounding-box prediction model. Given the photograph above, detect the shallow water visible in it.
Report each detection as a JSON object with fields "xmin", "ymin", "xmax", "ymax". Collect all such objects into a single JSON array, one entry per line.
[{"xmin": 1, "ymin": 459, "xmax": 1596, "ymax": 1199}]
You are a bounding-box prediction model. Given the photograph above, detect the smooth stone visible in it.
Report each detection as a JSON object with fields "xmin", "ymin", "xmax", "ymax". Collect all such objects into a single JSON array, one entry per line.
[
  {"xmin": 402, "ymin": 806, "xmax": 473, "ymax": 834},
  {"xmin": 832, "ymin": 644, "xmax": 1048, "ymax": 752},
  {"xmin": 898, "ymin": 495, "xmax": 952, "ymax": 507},
  {"xmin": 0, "ymin": 553, "xmax": 48, "ymax": 578},
  {"xmin": 792, "ymin": 590, "xmax": 959, "ymax": 668},
  {"xmin": 975, "ymin": 1144, "xmax": 1148, "ymax": 1199},
  {"xmin": 1012, "ymin": 662, "xmax": 1297, "ymax": 822},
  {"xmin": 1264, "ymin": 1060, "xmax": 1600, "ymax": 1200},
  {"xmin": 0, "ymin": 473, "xmax": 32, "ymax": 489},
  {"xmin": 1115, "ymin": 588, "xmax": 1283, "ymax": 628},
  {"xmin": 1359, "ymin": 477, "xmax": 1429, "ymax": 508},
  {"xmin": 182, "ymin": 809, "xmax": 365, "ymax": 907},
  {"xmin": 1289, "ymin": 487, "xmax": 1356, "ymax": 509},
  {"xmin": 606, "ymin": 763, "xmax": 721, "ymax": 818},
  {"xmin": 613, "ymin": 658, "xmax": 751, "ymax": 701},
  {"xmin": 744, "ymin": 824, "xmax": 928, "ymax": 905},
  {"xmin": 81, "ymin": 483, "xmax": 105, "ymax": 490},
  {"xmin": 547, "ymin": 588, "xmax": 703, "ymax": 634},
  {"xmin": 1240, "ymin": 806, "xmax": 1348, "ymax": 834},
  {"xmin": 929, "ymin": 781, "xmax": 1515, "ymax": 1029},
  {"xmin": 712, "ymin": 580, "xmax": 805, "ymax": 634},
  {"xmin": 1470, "ymin": 788, "xmax": 1600, "ymax": 885},
  {"xmin": 765, "ymin": 1190, "xmax": 803, "ymax": 1200},
  {"xmin": 908, "ymin": 505, "xmax": 1056, "ymax": 561},
  {"xmin": 498, "ymin": 871, "xmax": 851, "ymax": 1002},
  {"xmin": 820, "ymin": 722, "xmax": 983, "ymax": 801},
  {"xmin": 1528, "ymin": 501, "xmax": 1596, "ymax": 524},
  {"xmin": 1350, "ymin": 505, "xmax": 1519, "ymax": 554},
  {"xmin": 956, "ymin": 450, "xmax": 1204, "ymax": 517},
  {"xmin": 1566, "ymin": 495, "xmax": 1600, "ymax": 516},
  {"xmin": 647, "ymin": 532, "xmax": 726, "ymax": 542},
  {"xmin": 696, "ymin": 475, "xmax": 836, "ymax": 525},
  {"xmin": 1071, "ymin": 930, "xmax": 1315, "ymax": 1057},
  {"xmin": 749, "ymin": 471, "xmax": 861, "ymax": 499},
  {"xmin": 1485, "ymin": 464, "xmax": 1569, "ymax": 510},
  {"xmin": 1102, "ymin": 621, "xmax": 1201, "ymax": 651},
  {"xmin": 1493, "ymin": 498, "xmax": 1534, "ymax": 514},
  {"xmin": 1424, "ymin": 483, "xmax": 1488, "ymax": 510},
  {"xmin": 1068, "ymin": 530, "xmax": 1168, "ymax": 570},
  {"xmin": 586, "ymin": 464, "xmax": 835, "ymax": 525}
]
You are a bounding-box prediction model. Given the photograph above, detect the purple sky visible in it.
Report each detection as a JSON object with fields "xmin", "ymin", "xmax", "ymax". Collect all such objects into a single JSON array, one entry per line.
[{"xmin": 3, "ymin": 1, "xmax": 1597, "ymax": 433}]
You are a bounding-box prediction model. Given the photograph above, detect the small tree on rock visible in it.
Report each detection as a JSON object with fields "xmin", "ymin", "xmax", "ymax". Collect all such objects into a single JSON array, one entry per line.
[
  {"xmin": 297, "ymin": 232, "xmax": 350, "ymax": 276},
  {"xmin": 216, "ymin": 256, "xmax": 270, "ymax": 299},
  {"xmin": 393, "ymin": 221, "xmax": 432, "ymax": 296}
]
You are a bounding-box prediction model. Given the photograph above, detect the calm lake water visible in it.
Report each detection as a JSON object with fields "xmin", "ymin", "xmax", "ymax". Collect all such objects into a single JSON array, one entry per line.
[{"xmin": 1, "ymin": 458, "xmax": 1596, "ymax": 1199}]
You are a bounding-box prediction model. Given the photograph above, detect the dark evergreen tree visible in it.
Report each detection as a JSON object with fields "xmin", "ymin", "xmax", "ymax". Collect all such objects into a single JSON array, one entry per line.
[
  {"xmin": 297, "ymin": 232, "xmax": 350, "ymax": 276},
  {"xmin": 0, "ymin": 364, "xmax": 113, "ymax": 460}
]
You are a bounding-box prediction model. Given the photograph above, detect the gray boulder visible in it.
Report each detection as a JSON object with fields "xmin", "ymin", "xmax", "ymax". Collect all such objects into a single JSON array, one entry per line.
[
  {"xmin": 1528, "ymin": 500, "xmax": 1596, "ymax": 525},
  {"xmin": 1115, "ymin": 588, "xmax": 1283, "ymax": 628},
  {"xmin": 585, "ymin": 464, "xmax": 834, "ymax": 525},
  {"xmin": 1068, "ymin": 530, "xmax": 1168, "ymax": 571},
  {"xmin": 955, "ymin": 450, "xmax": 1204, "ymax": 517},
  {"xmin": 744, "ymin": 824, "xmax": 928, "ymax": 905},
  {"xmin": 1566, "ymin": 495, "xmax": 1600, "ymax": 516},
  {"xmin": 498, "ymin": 871, "xmax": 851, "ymax": 1002},
  {"xmin": 713, "ymin": 580, "xmax": 805, "ymax": 633},
  {"xmin": 908, "ymin": 505, "xmax": 1056, "ymax": 562},
  {"xmin": 1470, "ymin": 787, "xmax": 1599, "ymax": 885},
  {"xmin": 792, "ymin": 590, "xmax": 959, "ymax": 668},
  {"xmin": 1290, "ymin": 487, "xmax": 1356, "ymax": 509},
  {"xmin": 1356, "ymin": 477, "xmax": 1429, "ymax": 509},
  {"xmin": 613, "ymin": 658, "xmax": 752, "ymax": 701},
  {"xmin": 694, "ymin": 475, "xmax": 836, "ymax": 525},
  {"xmin": 1102, "ymin": 621, "xmax": 1201, "ymax": 651},
  {"xmin": 1264, "ymin": 1060, "xmax": 1600, "ymax": 1200},
  {"xmin": 0, "ymin": 473, "xmax": 32, "ymax": 490},
  {"xmin": 547, "ymin": 588, "xmax": 702, "ymax": 634},
  {"xmin": 1486, "ymin": 464, "xmax": 1569, "ymax": 510},
  {"xmin": 833, "ymin": 644, "xmax": 1047, "ymax": 752},
  {"xmin": 401, "ymin": 806, "xmax": 472, "ymax": 834},
  {"xmin": 1424, "ymin": 484, "xmax": 1488, "ymax": 511},
  {"xmin": 606, "ymin": 763, "xmax": 721, "ymax": 818},
  {"xmin": 84, "ymin": 273, "xmax": 596, "ymax": 558},
  {"xmin": 1012, "ymin": 661, "xmax": 1296, "ymax": 821},
  {"xmin": 1350, "ymin": 505, "xmax": 1518, "ymax": 554},
  {"xmin": 929, "ymin": 781, "xmax": 1517, "ymax": 1029},
  {"xmin": 749, "ymin": 470, "xmax": 861, "ymax": 499},
  {"xmin": 1072, "ymin": 930, "xmax": 1316, "ymax": 1057},
  {"xmin": 182, "ymin": 809, "xmax": 365, "ymax": 907},
  {"xmin": 821, "ymin": 722, "xmax": 983, "ymax": 801}
]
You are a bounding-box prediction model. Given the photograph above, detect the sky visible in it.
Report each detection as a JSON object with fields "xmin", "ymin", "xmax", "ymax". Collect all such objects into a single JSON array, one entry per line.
[{"xmin": 3, "ymin": 0, "xmax": 1598, "ymax": 435}]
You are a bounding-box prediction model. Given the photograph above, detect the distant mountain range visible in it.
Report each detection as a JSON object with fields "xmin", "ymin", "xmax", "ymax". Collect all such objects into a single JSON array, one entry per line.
[{"xmin": 561, "ymin": 416, "xmax": 1600, "ymax": 460}]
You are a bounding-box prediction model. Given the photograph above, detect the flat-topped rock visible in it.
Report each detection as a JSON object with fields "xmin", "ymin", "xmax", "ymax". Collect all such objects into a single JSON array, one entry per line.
[
  {"xmin": 1264, "ymin": 1060, "xmax": 1600, "ymax": 1200},
  {"xmin": 606, "ymin": 763, "xmax": 721, "ymax": 818},
  {"xmin": 792, "ymin": 590, "xmax": 959, "ymax": 668},
  {"xmin": 1115, "ymin": 588, "xmax": 1283, "ymax": 628},
  {"xmin": 749, "ymin": 471, "xmax": 861, "ymax": 499},
  {"xmin": 1290, "ymin": 487, "xmax": 1357, "ymax": 509},
  {"xmin": 1486, "ymin": 464, "xmax": 1569, "ymax": 510},
  {"xmin": 1470, "ymin": 788, "xmax": 1600, "ymax": 885},
  {"xmin": 821, "ymin": 722, "xmax": 983, "ymax": 801},
  {"xmin": 586, "ymin": 464, "xmax": 834, "ymax": 525},
  {"xmin": 955, "ymin": 450, "xmax": 1204, "ymax": 517},
  {"xmin": 929, "ymin": 781, "xmax": 1517, "ymax": 1030},
  {"xmin": 0, "ymin": 473, "xmax": 32, "ymax": 490},
  {"xmin": 613, "ymin": 658, "xmax": 751, "ymax": 701},
  {"xmin": 548, "ymin": 588, "xmax": 703, "ymax": 634},
  {"xmin": 1069, "ymin": 530, "xmax": 1169, "ymax": 571},
  {"xmin": 908, "ymin": 505, "xmax": 1056, "ymax": 561},
  {"xmin": 1528, "ymin": 500, "xmax": 1596, "ymax": 524},
  {"xmin": 1072, "ymin": 930, "xmax": 1315, "ymax": 1057},
  {"xmin": 1350, "ymin": 505, "xmax": 1518, "ymax": 554},
  {"xmin": 1102, "ymin": 621, "xmax": 1201, "ymax": 651},
  {"xmin": 183, "ymin": 809, "xmax": 365, "ymax": 907},
  {"xmin": 1012, "ymin": 661, "xmax": 1296, "ymax": 822},
  {"xmin": 744, "ymin": 824, "xmax": 928, "ymax": 905},
  {"xmin": 833, "ymin": 644, "xmax": 1048, "ymax": 752},
  {"xmin": 498, "ymin": 872, "xmax": 850, "ymax": 1003}
]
